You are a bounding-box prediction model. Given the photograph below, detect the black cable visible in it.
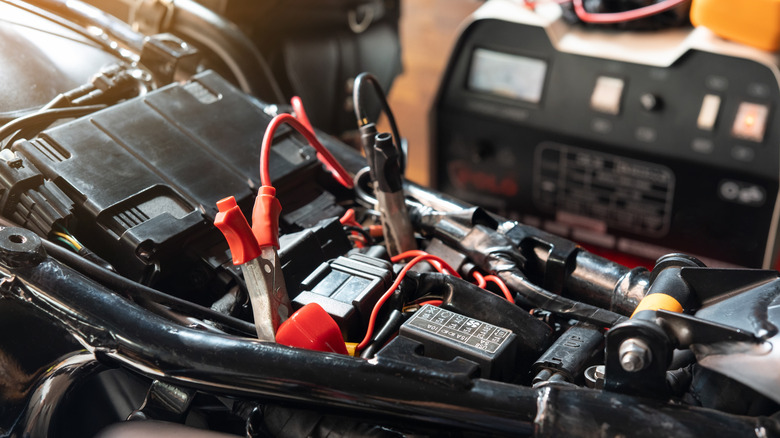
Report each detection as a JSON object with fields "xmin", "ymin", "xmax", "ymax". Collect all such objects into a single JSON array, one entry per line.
[
  {"xmin": 352, "ymin": 72, "xmax": 404, "ymax": 172},
  {"xmin": 360, "ymin": 309, "xmax": 404, "ymax": 358},
  {"xmin": 46, "ymin": 240, "xmax": 258, "ymax": 336},
  {"xmin": 0, "ymin": 215, "xmax": 257, "ymax": 335},
  {"xmin": 0, "ymin": 105, "xmax": 106, "ymax": 148},
  {"xmin": 343, "ymin": 225, "xmax": 373, "ymax": 246}
]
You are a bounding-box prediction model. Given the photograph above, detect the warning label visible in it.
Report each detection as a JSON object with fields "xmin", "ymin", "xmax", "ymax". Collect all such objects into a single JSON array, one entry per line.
[{"xmin": 406, "ymin": 305, "xmax": 511, "ymax": 354}]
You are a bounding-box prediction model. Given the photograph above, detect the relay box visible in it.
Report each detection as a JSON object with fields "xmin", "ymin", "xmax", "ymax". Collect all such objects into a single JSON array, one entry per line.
[{"xmin": 432, "ymin": 1, "xmax": 780, "ymax": 268}]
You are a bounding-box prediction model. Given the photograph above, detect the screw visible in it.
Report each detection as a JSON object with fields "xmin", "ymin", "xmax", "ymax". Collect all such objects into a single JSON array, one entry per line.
[{"xmin": 618, "ymin": 338, "xmax": 652, "ymax": 372}]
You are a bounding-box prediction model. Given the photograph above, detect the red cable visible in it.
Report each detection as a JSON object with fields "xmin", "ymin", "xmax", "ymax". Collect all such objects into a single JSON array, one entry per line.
[
  {"xmin": 261, "ymin": 113, "xmax": 353, "ymax": 189},
  {"xmin": 484, "ymin": 275, "xmax": 515, "ymax": 304},
  {"xmin": 368, "ymin": 225, "xmax": 383, "ymax": 238},
  {"xmin": 417, "ymin": 300, "xmax": 443, "ymax": 307},
  {"xmin": 290, "ymin": 97, "xmax": 353, "ymax": 189},
  {"xmin": 572, "ymin": 0, "xmax": 688, "ymax": 24},
  {"xmin": 347, "ymin": 232, "xmax": 366, "ymax": 249},
  {"xmin": 339, "ymin": 208, "xmax": 362, "ymax": 228},
  {"xmin": 390, "ymin": 250, "xmax": 461, "ymax": 278},
  {"xmin": 357, "ymin": 254, "xmax": 459, "ymax": 352},
  {"xmin": 472, "ymin": 271, "xmax": 487, "ymax": 289},
  {"xmin": 290, "ymin": 96, "xmax": 314, "ymax": 132}
]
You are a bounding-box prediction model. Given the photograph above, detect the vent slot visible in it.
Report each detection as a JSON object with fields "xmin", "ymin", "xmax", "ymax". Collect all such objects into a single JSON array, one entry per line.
[
  {"xmin": 114, "ymin": 207, "xmax": 151, "ymax": 230},
  {"xmin": 28, "ymin": 137, "xmax": 71, "ymax": 162},
  {"xmin": 183, "ymin": 81, "xmax": 221, "ymax": 104}
]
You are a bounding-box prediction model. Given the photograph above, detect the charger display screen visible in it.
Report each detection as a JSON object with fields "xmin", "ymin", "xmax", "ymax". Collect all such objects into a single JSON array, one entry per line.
[{"xmin": 468, "ymin": 48, "xmax": 547, "ymax": 103}]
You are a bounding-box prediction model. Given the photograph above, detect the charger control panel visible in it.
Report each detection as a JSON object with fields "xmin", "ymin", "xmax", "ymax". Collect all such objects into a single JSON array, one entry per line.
[{"xmin": 432, "ymin": 2, "xmax": 780, "ymax": 268}]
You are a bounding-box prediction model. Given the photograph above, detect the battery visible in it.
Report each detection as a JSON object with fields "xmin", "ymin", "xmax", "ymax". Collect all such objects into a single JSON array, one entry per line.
[{"xmin": 399, "ymin": 305, "xmax": 517, "ymax": 380}]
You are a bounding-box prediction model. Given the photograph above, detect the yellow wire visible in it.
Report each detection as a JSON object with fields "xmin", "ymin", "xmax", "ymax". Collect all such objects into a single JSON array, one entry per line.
[{"xmin": 53, "ymin": 231, "xmax": 83, "ymax": 251}]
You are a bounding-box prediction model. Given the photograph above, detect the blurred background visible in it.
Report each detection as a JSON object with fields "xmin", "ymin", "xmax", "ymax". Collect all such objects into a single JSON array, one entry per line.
[{"xmin": 381, "ymin": 0, "xmax": 481, "ymax": 186}]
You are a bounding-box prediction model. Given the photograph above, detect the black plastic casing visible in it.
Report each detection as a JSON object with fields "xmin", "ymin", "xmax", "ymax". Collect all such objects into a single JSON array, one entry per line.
[
  {"xmin": 13, "ymin": 71, "xmax": 323, "ymax": 292},
  {"xmin": 278, "ymin": 217, "xmax": 353, "ymax": 299},
  {"xmin": 399, "ymin": 305, "xmax": 518, "ymax": 381}
]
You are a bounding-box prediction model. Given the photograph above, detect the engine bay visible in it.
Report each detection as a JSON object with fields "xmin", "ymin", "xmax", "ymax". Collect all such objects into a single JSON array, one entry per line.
[{"xmin": 0, "ymin": 1, "xmax": 779, "ymax": 437}]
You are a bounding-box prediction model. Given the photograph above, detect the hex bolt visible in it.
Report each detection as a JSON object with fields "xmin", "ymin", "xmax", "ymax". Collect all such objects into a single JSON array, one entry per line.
[{"xmin": 619, "ymin": 338, "xmax": 652, "ymax": 372}]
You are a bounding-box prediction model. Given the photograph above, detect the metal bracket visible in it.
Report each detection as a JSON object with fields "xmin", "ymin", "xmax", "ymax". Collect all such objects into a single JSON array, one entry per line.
[
  {"xmin": 139, "ymin": 33, "xmax": 199, "ymax": 85},
  {"xmin": 130, "ymin": 0, "xmax": 175, "ymax": 35},
  {"xmin": 656, "ymin": 309, "xmax": 761, "ymax": 346}
]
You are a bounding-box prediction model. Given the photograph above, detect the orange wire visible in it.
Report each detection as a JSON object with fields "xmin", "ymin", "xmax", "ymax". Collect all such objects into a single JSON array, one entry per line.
[
  {"xmin": 472, "ymin": 271, "xmax": 487, "ymax": 289},
  {"xmin": 357, "ymin": 254, "xmax": 459, "ymax": 352},
  {"xmin": 484, "ymin": 275, "xmax": 515, "ymax": 304},
  {"xmin": 368, "ymin": 225, "xmax": 383, "ymax": 238},
  {"xmin": 417, "ymin": 300, "xmax": 443, "ymax": 307},
  {"xmin": 391, "ymin": 250, "xmax": 461, "ymax": 278}
]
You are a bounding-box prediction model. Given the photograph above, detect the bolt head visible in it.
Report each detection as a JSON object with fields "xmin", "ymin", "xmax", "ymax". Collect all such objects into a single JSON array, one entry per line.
[{"xmin": 618, "ymin": 338, "xmax": 652, "ymax": 373}]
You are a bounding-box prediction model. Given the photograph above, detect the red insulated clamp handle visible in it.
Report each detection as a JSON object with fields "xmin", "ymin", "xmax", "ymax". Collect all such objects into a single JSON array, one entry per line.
[
  {"xmin": 252, "ymin": 185, "xmax": 282, "ymax": 249},
  {"xmin": 214, "ymin": 196, "xmax": 261, "ymax": 265}
]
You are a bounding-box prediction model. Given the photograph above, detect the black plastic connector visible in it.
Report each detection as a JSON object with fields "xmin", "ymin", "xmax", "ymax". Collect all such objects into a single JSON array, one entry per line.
[
  {"xmin": 533, "ymin": 322, "xmax": 604, "ymax": 385},
  {"xmin": 0, "ymin": 151, "xmax": 73, "ymax": 238},
  {"xmin": 279, "ymin": 217, "xmax": 353, "ymax": 298},
  {"xmin": 358, "ymin": 122, "xmax": 378, "ymax": 180},
  {"xmin": 294, "ymin": 253, "xmax": 393, "ymax": 338}
]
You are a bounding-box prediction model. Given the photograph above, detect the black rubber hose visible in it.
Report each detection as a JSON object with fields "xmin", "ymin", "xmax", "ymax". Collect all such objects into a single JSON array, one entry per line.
[
  {"xmin": 500, "ymin": 270, "xmax": 627, "ymax": 327},
  {"xmin": 170, "ymin": 0, "xmax": 285, "ymax": 102}
]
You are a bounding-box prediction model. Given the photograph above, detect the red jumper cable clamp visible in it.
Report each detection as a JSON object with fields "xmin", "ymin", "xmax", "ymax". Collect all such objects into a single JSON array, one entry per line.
[{"xmin": 214, "ymin": 195, "xmax": 291, "ymax": 341}]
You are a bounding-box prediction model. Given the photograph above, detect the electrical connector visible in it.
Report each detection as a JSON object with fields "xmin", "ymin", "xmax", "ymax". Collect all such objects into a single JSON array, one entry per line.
[
  {"xmin": 372, "ymin": 132, "xmax": 416, "ymax": 256},
  {"xmin": 0, "ymin": 150, "xmax": 74, "ymax": 238}
]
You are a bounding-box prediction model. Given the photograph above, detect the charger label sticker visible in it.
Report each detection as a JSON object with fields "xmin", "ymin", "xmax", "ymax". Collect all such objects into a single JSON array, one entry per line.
[
  {"xmin": 406, "ymin": 305, "xmax": 511, "ymax": 354},
  {"xmin": 533, "ymin": 142, "xmax": 675, "ymax": 237}
]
